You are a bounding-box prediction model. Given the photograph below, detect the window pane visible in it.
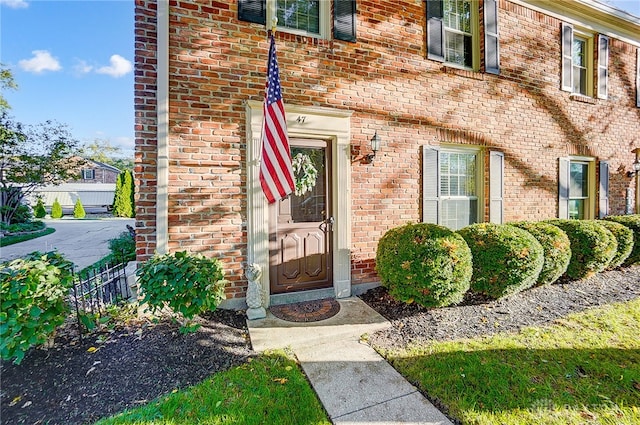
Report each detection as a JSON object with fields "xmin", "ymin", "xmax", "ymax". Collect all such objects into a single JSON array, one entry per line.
[
  {"xmin": 570, "ymin": 162, "xmax": 588, "ymax": 197},
  {"xmin": 573, "ymin": 66, "xmax": 587, "ymax": 95},
  {"xmin": 569, "ymin": 199, "xmax": 584, "ymax": 220},
  {"xmin": 443, "ymin": 0, "xmax": 472, "ymax": 67},
  {"xmin": 572, "ymin": 38, "xmax": 585, "ymax": 66},
  {"xmin": 277, "ymin": 0, "xmax": 320, "ymax": 34},
  {"xmin": 442, "ymin": 199, "xmax": 477, "ymax": 230},
  {"xmin": 291, "ymin": 146, "xmax": 325, "ymax": 223}
]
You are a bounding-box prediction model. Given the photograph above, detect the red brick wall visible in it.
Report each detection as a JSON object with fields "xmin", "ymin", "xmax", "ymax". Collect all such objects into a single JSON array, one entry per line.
[{"xmin": 134, "ymin": 0, "xmax": 640, "ymax": 298}]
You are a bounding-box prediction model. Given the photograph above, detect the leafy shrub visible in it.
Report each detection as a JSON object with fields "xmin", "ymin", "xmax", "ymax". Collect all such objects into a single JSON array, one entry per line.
[
  {"xmin": 0, "ymin": 251, "xmax": 74, "ymax": 364},
  {"xmin": 604, "ymin": 215, "xmax": 640, "ymax": 265},
  {"xmin": 597, "ymin": 220, "xmax": 634, "ymax": 269},
  {"xmin": 457, "ymin": 223, "xmax": 544, "ymax": 299},
  {"xmin": 10, "ymin": 204, "xmax": 33, "ymax": 224},
  {"xmin": 50, "ymin": 198, "xmax": 63, "ymax": 219},
  {"xmin": 546, "ymin": 219, "xmax": 617, "ymax": 279},
  {"xmin": 34, "ymin": 198, "xmax": 46, "ymax": 219},
  {"xmin": 510, "ymin": 221, "xmax": 571, "ymax": 285},
  {"xmin": 0, "ymin": 220, "xmax": 45, "ymax": 234},
  {"xmin": 108, "ymin": 231, "xmax": 136, "ymax": 263},
  {"xmin": 136, "ymin": 251, "xmax": 226, "ymax": 322},
  {"xmin": 376, "ymin": 223, "xmax": 472, "ymax": 307}
]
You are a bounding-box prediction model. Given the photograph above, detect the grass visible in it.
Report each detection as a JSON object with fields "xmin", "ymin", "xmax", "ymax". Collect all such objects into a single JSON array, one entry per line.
[
  {"xmin": 94, "ymin": 350, "xmax": 331, "ymax": 425},
  {"xmin": 384, "ymin": 299, "xmax": 640, "ymax": 425},
  {"xmin": 0, "ymin": 227, "xmax": 55, "ymax": 247}
]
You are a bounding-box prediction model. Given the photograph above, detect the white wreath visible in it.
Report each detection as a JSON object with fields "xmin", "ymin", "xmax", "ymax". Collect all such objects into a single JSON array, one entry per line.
[{"xmin": 291, "ymin": 153, "xmax": 318, "ymax": 196}]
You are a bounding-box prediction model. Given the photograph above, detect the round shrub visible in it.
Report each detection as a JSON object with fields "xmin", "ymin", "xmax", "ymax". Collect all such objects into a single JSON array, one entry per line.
[
  {"xmin": 605, "ymin": 215, "xmax": 640, "ymax": 265},
  {"xmin": 73, "ymin": 198, "xmax": 86, "ymax": 219},
  {"xmin": 546, "ymin": 219, "xmax": 617, "ymax": 279},
  {"xmin": 376, "ymin": 223, "xmax": 472, "ymax": 308},
  {"xmin": 510, "ymin": 221, "xmax": 571, "ymax": 285},
  {"xmin": 50, "ymin": 198, "xmax": 63, "ymax": 219},
  {"xmin": 136, "ymin": 251, "xmax": 227, "ymax": 320},
  {"xmin": 33, "ymin": 198, "xmax": 46, "ymax": 219},
  {"xmin": 0, "ymin": 251, "xmax": 74, "ymax": 364},
  {"xmin": 457, "ymin": 223, "xmax": 544, "ymax": 299},
  {"xmin": 597, "ymin": 220, "xmax": 634, "ymax": 269}
]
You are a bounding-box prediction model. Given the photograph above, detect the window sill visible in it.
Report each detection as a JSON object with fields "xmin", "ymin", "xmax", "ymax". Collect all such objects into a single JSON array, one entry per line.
[
  {"xmin": 441, "ymin": 65, "xmax": 484, "ymax": 80},
  {"xmin": 569, "ymin": 94, "xmax": 597, "ymax": 104}
]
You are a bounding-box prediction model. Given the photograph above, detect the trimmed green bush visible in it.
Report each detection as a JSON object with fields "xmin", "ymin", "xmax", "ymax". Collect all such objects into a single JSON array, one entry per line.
[
  {"xmin": 108, "ymin": 231, "xmax": 136, "ymax": 263},
  {"xmin": 136, "ymin": 251, "xmax": 227, "ymax": 323},
  {"xmin": 10, "ymin": 204, "xmax": 33, "ymax": 224},
  {"xmin": 597, "ymin": 220, "xmax": 634, "ymax": 269},
  {"xmin": 510, "ymin": 221, "xmax": 571, "ymax": 285},
  {"xmin": 73, "ymin": 198, "xmax": 86, "ymax": 219},
  {"xmin": 112, "ymin": 170, "xmax": 135, "ymax": 218},
  {"xmin": 546, "ymin": 219, "xmax": 617, "ymax": 279},
  {"xmin": 376, "ymin": 223, "xmax": 472, "ymax": 308},
  {"xmin": 605, "ymin": 214, "xmax": 640, "ymax": 265},
  {"xmin": 50, "ymin": 198, "xmax": 63, "ymax": 219},
  {"xmin": 34, "ymin": 198, "xmax": 46, "ymax": 219},
  {"xmin": 457, "ymin": 223, "xmax": 544, "ymax": 299},
  {"xmin": 0, "ymin": 251, "xmax": 74, "ymax": 364}
]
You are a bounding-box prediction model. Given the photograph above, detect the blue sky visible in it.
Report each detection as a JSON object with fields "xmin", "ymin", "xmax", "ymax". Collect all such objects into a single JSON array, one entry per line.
[
  {"xmin": 0, "ymin": 0, "xmax": 639, "ymax": 161},
  {"xmin": 1, "ymin": 0, "xmax": 134, "ymax": 157}
]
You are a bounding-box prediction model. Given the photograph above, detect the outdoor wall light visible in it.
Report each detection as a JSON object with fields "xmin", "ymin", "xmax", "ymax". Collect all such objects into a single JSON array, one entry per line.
[
  {"xmin": 364, "ymin": 132, "xmax": 381, "ymax": 164},
  {"xmin": 627, "ymin": 158, "xmax": 640, "ymax": 177}
]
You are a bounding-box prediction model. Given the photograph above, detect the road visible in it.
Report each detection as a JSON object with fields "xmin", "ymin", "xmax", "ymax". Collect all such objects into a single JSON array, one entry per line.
[{"xmin": 0, "ymin": 217, "xmax": 136, "ymax": 270}]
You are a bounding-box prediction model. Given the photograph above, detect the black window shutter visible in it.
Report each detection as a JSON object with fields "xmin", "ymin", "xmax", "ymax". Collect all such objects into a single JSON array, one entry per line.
[
  {"xmin": 422, "ymin": 145, "xmax": 440, "ymax": 224},
  {"xmin": 426, "ymin": 0, "xmax": 445, "ymax": 62},
  {"xmin": 558, "ymin": 157, "xmax": 570, "ymax": 219},
  {"xmin": 599, "ymin": 161, "xmax": 609, "ymax": 218},
  {"xmin": 484, "ymin": 0, "xmax": 500, "ymax": 74},
  {"xmin": 334, "ymin": 0, "xmax": 357, "ymax": 42},
  {"xmin": 238, "ymin": 0, "xmax": 266, "ymax": 25},
  {"xmin": 561, "ymin": 23, "xmax": 573, "ymax": 92}
]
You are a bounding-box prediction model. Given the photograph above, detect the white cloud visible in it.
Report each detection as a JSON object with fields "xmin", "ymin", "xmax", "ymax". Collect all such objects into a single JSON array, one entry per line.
[
  {"xmin": 96, "ymin": 54, "xmax": 133, "ymax": 78},
  {"xmin": 0, "ymin": 0, "xmax": 28, "ymax": 9},
  {"xmin": 18, "ymin": 50, "xmax": 62, "ymax": 73},
  {"xmin": 73, "ymin": 59, "xmax": 94, "ymax": 75}
]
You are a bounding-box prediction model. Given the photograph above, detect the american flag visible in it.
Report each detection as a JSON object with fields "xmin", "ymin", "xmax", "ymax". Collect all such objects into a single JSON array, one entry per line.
[{"xmin": 259, "ymin": 34, "xmax": 295, "ymax": 204}]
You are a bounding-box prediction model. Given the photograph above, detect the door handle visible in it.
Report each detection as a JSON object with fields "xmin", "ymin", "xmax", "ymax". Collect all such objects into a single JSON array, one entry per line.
[{"xmin": 319, "ymin": 216, "xmax": 334, "ymax": 233}]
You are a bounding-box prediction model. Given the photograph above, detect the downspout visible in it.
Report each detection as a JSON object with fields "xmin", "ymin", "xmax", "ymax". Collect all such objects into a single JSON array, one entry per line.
[{"xmin": 156, "ymin": 0, "xmax": 169, "ymax": 254}]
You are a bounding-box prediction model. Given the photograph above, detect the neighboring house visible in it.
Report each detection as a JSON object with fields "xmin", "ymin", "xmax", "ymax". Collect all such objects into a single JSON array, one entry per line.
[
  {"xmin": 30, "ymin": 158, "xmax": 121, "ymax": 210},
  {"xmin": 134, "ymin": 0, "xmax": 640, "ymax": 309}
]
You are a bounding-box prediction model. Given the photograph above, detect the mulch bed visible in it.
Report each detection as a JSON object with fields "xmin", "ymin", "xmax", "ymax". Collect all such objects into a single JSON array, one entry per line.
[
  {"xmin": 1, "ymin": 265, "xmax": 638, "ymax": 424},
  {"xmin": 359, "ymin": 265, "xmax": 640, "ymax": 352},
  {"xmin": 0, "ymin": 309, "xmax": 252, "ymax": 425}
]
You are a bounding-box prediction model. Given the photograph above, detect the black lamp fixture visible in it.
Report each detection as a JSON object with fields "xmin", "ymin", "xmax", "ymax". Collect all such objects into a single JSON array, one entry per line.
[
  {"xmin": 627, "ymin": 158, "xmax": 640, "ymax": 177},
  {"xmin": 364, "ymin": 132, "xmax": 381, "ymax": 164}
]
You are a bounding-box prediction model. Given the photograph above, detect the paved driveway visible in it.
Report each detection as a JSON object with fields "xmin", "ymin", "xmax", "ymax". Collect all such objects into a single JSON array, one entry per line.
[{"xmin": 0, "ymin": 218, "xmax": 135, "ymax": 270}]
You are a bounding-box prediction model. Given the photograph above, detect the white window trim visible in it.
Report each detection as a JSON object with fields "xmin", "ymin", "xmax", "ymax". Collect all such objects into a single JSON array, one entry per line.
[
  {"xmin": 267, "ymin": 0, "xmax": 330, "ymax": 40},
  {"xmin": 439, "ymin": 145, "xmax": 484, "ymax": 228},
  {"xmin": 569, "ymin": 156, "xmax": 596, "ymax": 219}
]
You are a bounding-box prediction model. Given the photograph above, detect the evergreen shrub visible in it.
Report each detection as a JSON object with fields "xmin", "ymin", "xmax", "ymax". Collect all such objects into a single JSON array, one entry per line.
[
  {"xmin": 457, "ymin": 223, "xmax": 544, "ymax": 299},
  {"xmin": 34, "ymin": 198, "xmax": 46, "ymax": 219},
  {"xmin": 376, "ymin": 223, "xmax": 472, "ymax": 307},
  {"xmin": 597, "ymin": 220, "xmax": 634, "ymax": 269},
  {"xmin": 546, "ymin": 219, "xmax": 617, "ymax": 279},
  {"xmin": 510, "ymin": 221, "xmax": 571, "ymax": 285},
  {"xmin": 50, "ymin": 198, "xmax": 63, "ymax": 219},
  {"xmin": 73, "ymin": 198, "xmax": 86, "ymax": 219},
  {"xmin": 604, "ymin": 214, "xmax": 640, "ymax": 265}
]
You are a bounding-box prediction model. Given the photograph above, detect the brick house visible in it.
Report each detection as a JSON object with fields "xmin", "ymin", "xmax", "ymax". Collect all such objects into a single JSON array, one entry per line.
[{"xmin": 134, "ymin": 0, "xmax": 640, "ymax": 311}]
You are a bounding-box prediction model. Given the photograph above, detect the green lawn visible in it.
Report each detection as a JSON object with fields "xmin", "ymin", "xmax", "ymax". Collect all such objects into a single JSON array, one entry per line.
[
  {"xmin": 95, "ymin": 350, "xmax": 331, "ymax": 425},
  {"xmin": 383, "ymin": 299, "xmax": 640, "ymax": 425},
  {"xmin": 0, "ymin": 227, "xmax": 55, "ymax": 247}
]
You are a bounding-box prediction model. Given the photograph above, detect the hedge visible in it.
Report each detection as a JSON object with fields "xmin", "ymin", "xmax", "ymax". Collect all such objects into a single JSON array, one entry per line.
[
  {"xmin": 597, "ymin": 220, "xmax": 634, "ymax": 269},
  {"xmin": 376, "ymin": 223, "xmax": 472, "ymax": 307},
  {"xmin": 604, "ymin": 215, "xmax": 640, "ymax": 265}
]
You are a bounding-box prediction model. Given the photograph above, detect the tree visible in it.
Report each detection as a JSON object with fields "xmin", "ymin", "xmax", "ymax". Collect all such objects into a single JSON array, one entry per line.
[
  {"xmin": 34, "ymin": 198, "xmax": 46, "ymax": 218},
  {"xmin": 80, "ymin": 139, "xmax": 133, "ymax": 171},
  {"xmin": 50, "ymin": 198, "xmax": 63, "ymax": 219},
  {"xmin": 0, "ymin": 112, "xmax": 81, "ymax": 225},
  {"xmin": 112, "ymin": 170, "xmax": 135, "ymax": 218},
  {"xmin": 0, "ymin": 65, "xmax": 17, "ymax": 111},
  {"xmin": 73, "ymin": 198, "xmax": 86, "ymax": 219}
]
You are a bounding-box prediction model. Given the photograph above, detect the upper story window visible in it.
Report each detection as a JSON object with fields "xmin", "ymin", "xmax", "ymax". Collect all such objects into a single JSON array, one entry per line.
[
  {"xmin": 238, "ymin": 0, "xmax": 356, "ymax": 42},
  {"xmin": 572, "ymin": 35, "xmax": 588, "ymax": 95},
  {"xmin": 427, "ymin": 0, "xmax": 499, "ymax": 74},
  {"xmin": 82, "ymin": 169, "xmax": 95, "ymax": 180},
  {"xmin": 561, "ymin": 23, "xmax": 609, "ymax": 99}
]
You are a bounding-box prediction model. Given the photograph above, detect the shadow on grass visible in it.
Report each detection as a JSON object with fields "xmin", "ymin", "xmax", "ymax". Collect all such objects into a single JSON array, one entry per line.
[{"xmin": 390, "ymin": 347, "xmax": 640, "ymax": 423}]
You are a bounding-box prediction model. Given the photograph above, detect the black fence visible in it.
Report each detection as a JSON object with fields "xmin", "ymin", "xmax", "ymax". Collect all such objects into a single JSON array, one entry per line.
[{"xmin": 71, "ymin": 258, "xmax": 132, "ymax": 338}]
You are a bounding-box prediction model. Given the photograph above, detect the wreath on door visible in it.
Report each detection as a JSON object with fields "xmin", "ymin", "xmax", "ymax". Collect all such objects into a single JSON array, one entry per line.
[{"xmin": 291, "ymin": 152, "xmax": 318, "ymax": 196}]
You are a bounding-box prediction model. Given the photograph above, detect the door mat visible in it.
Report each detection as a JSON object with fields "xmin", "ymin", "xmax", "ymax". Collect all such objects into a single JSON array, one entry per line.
[{"xmin": 270, "ymin": 298, "xmax": 340, "ymax": 323}]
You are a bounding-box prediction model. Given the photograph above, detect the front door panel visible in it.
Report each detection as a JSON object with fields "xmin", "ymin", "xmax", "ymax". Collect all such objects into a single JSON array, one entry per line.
[{"xmin": 270, "ymin": 139, "xmax": 332, "ymax": 294}]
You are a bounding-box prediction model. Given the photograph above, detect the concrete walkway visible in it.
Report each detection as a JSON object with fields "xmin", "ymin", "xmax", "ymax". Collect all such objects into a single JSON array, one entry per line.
[{"xmin": 248, "ymin": 297, "xmax": 453, "ymax": 425}]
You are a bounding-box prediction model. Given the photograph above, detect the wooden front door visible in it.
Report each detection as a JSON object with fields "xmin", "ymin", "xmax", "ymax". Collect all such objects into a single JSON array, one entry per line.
[{"xmin": 269, "ymin": 139, "xmax": 333, "ymax": 294}]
